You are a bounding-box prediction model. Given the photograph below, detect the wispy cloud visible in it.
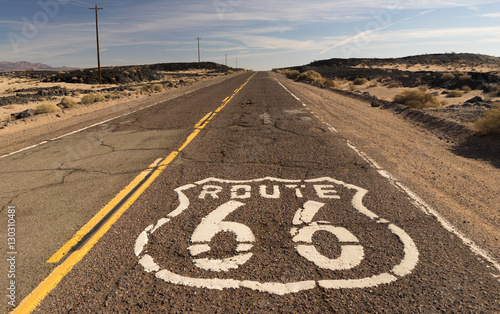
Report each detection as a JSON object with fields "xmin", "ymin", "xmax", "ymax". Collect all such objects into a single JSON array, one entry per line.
[
  {"xmin": 481, "ymin": 12, "xmax": 500, "ymax": 17},
  {"xmin": 1, "ymin": 0, "xmax": 499, "ymax": 69}
]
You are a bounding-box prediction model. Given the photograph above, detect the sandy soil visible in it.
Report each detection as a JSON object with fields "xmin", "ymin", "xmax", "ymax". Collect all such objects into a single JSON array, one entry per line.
[
  {"xmin": 330, "ymin": 78, "xmax": 499, "ymax": 108},
  {"xmin": 354, "ymin": 63, "xmax": 500, "ymax": 73},
  {"xmin": 271, "ymin": 72, "xmax": 500, "ymax": 262}
]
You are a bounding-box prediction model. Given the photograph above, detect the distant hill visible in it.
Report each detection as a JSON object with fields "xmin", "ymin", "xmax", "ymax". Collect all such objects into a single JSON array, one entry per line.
[
  {"xmin": 306, "ymin": 53, "xmax": 500, "ymax": 68},
  {"xmin": 0, "ymin": 61, "xmax": 78, "ymax": 72}
]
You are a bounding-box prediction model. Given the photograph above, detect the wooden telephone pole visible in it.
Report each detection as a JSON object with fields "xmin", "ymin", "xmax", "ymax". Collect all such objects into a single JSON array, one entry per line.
[
  {"xmin": 196, "ymin": 37, "xmax": 201, "ymax": 62},
  {"xmin": 89, "ymin": 5, "xmax": 103, "ymax": 84}
]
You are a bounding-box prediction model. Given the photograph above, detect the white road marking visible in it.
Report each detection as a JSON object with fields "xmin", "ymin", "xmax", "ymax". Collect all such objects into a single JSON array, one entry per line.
[
  {"xmin": 274, "ymin": 76, "xmax": 500, "ymax": 274},
  {"xmin": 259, "ymin": 112, "xmax": 273, "ymax": 125},
  {"xmin": 190, "ymin": 200, "xmax": 255, "ymax": 272},
  {"xmin": 136, "ymin": 177, "xmax": 419, "ymax": 294}
]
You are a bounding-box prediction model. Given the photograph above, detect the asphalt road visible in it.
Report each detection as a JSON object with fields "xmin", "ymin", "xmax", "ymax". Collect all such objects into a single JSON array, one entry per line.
[{"xmin": 2, "ymin": 71, "xmax": 499, "ymax": 312}]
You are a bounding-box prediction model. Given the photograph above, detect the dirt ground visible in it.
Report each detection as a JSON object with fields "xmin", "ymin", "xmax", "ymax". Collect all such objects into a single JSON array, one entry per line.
[{"xmin": 271, "ymin": 71, "xmax": 499, "ymax": 262}]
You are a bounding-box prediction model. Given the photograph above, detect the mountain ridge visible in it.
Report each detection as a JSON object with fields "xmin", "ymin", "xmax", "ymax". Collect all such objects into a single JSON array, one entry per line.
[{"xmin": 0, "ymin": 61, "xmax": 78, "ymax": 72}]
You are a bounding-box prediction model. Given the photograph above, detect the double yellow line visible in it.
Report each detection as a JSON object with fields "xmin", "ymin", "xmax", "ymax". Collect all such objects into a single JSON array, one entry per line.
[{"xmin": 13, "ymin": 72, "xmax": 256, "ymax": 313}]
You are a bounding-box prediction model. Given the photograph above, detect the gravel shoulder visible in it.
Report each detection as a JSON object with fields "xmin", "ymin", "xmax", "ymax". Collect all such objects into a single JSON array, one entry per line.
[{"xmin": 271, "ymin": 72, "xmax": 500, "ymax": 261}]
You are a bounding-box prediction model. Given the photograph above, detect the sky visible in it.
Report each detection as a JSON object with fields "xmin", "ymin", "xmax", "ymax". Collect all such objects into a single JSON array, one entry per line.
[{"xmin": 0, "ymin": 0, "xmax": 500, "ymax": 71}]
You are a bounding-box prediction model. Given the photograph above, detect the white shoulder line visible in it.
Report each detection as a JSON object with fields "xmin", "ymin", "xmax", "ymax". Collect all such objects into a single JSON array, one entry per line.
[{"xmin": 274, "ymin": 76, "xmax": 500, "ymax": 274}]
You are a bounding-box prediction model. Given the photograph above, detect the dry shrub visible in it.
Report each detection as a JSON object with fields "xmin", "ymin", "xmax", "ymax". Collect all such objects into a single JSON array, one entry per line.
[
  {"xmin": 387, "ymin": 81, "xmax": 402, "ymax": 88},
  {"xmin": 81, "ymin": 93, "xmax": 105, "ymax": 104},
  {"xmin": 394, "ymin": 89, "xmax": 441, "ymax": 109},
  {"xmin": 277, "ymin": 69, "xmax": 300, "ymax": 80},
  {"xmin": 459, "ymin": 74, "xmax": 472, "ymax": 80},
  {"xmin": 461, "ymin": 85, "xmax": 472, "ymax": 93},
  {"xmin": 225, "ymin": 70, "xmax": 235, "ymax": 75},
  {"xmin": 476, "ymin": 109, "xmax": 500, "ymax": 135},
  {"xmin": 286, "ymin": 70, "xmax": 300, "ymax": 80},
  {"xmin": 142, "ymin": 84, "xmax": 153, "ymax": 93},
  {"xmin": 34, "ymin": 103, "xmax": 61, "ymax": 114},
  {"xmin": 60, "ymin": 97, "xmax": 77, "ymax": 108},
  {"xmin": 107, "ymin": 93, "xmax": 122, "ymax": 100},
  {"xmin": 323, "ymin": 79, "xmax": 336, "ymax": 87},
  {"xmin": 297, "ymin": 70, "xmax": 322, "ymax": 82},
  {"xmin": 442, "ymin": 73, "xmax": 455, "ymax": 80},
  {"xmin": 352, "ymin": 78, "xmax": 368, "ymax": 85},
  {"xmin": 153, "ymin": 84, "xmax": 164, "ymax": 92},
  {"xmin": 446, "ymin": 90, "xmax": 464, "ymax": 98}
]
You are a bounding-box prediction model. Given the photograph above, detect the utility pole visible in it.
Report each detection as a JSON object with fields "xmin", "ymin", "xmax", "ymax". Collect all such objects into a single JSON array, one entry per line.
[
  {"xmin": 225, "ymin": 54, "xmax": 228, "ymax": 66},
  {"xmin": 236, "ymin": 57, "xmax": 238, "ymax": 69},
  {"xmin": 196, "ymin": 37, "xmax": 201, "ymax": 62},
  {"xmin": 89, "ymin": 5, "xmax": 103, "ymax": 84}
]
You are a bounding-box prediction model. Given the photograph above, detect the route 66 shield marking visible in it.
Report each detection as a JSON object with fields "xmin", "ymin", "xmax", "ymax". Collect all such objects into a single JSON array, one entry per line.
[{"xmin": 135, "ymin": 177, "xmax": 418, "ymax": 295}]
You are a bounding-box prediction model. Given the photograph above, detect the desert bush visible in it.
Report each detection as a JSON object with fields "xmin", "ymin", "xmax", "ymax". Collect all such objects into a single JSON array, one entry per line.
[
  {"xmin": 442, "ymin": 73, "xmax": 455, "ymax": 80},
  {"xmin": 225, "ymin": 70, "xmax": 235, "ymax": 75},
  {"xmin": 387, "ymin": 81, "xmax": 402, "ymax": 88},
  {"xmin": 459, "ymin": 74, "xmax": 472, "ymax": 80},
  {"xmin": 81, "ymin": 93, "xmax": 105, "ymax": 104},
  {"xmin": 34, "ymin": 103, "xmax": 61, "ymax": 114},
  {"xmin": 352, "ymin": 78, "xmax": 368, "ymax": 85},
  {"xmin": 81, "ymin": 94, "xmax": 96, "ymax": 104},
  {"xmin": 446, "ymin": 90, "xmax": 463, "ymax": 98},
  {"xmin": 461, "ymin": 85, "xmax": 472, "ymax": 93},
  {"xmin": 297, "ymin": 70, "xmax": 322, "ymax": 82},
  {"xmin": 94, "ymin": 93, "xmax": 105, "ymax": 102},
  {"xmin": 281, "ymin": 69, "xmax": 300, "ymax": 80},
  {"xmin": 394, "ymin": 89, "xmax": 441, "ymax": 109},
  {"xmin": 323, "ymin": 79, "xmax": 336, "ymax": 87},
  {"xmin": 476, "ymin": 109, "xmax": 500, "ymax": 135},
  {"xmin": 153, "ymin": 84, "xmax": 164, "ymax": 92},
  {"xmin": 60, "ymin": 97, "xmax": 77, "ymax": 108},
  {"xmin": 107, "ymin": 93, "xmax": 122, "ymax": 100}
]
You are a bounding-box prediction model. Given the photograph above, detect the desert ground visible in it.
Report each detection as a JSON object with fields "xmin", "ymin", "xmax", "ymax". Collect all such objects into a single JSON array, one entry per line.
[{"xmin": 0, "ymin": 63, "xmax": 238, "ymax": 153}]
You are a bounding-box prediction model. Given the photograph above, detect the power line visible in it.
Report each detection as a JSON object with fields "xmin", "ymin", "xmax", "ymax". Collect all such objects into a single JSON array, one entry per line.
[{"xmin": 89, "ymin": 4, "xmax": 103, "ymax": 85}]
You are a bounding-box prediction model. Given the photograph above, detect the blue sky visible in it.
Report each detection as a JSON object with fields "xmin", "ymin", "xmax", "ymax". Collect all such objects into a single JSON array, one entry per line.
[{"xmin": 1, "ymin": 0, "xmax": 500, "ymax": 70}]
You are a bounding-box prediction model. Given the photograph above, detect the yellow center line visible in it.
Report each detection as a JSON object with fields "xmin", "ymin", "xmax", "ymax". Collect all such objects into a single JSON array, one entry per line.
[{"xmin": 13, "ymin": 72, "xmax": 256, "ymax": 314}]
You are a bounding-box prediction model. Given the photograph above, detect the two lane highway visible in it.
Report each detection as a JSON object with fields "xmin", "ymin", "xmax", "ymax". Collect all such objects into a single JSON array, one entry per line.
[{"xmin": 3, "ymin": 72, "xmax": 499, "ymax": 312}]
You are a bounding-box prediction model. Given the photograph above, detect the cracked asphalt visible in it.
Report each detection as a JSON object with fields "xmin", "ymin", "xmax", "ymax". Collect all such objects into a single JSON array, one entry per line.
[{"xmin": 2, "ymin": 72, "xmax": 499, "ymax": 312}]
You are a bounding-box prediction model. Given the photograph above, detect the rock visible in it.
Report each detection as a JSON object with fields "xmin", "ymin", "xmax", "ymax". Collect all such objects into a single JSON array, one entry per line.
[
  {"xmin": 10, "ymin": 109, "xmax": 34, "ymax": 120},
  {"xmin": 465, "ymin": 96, "xmax": 483, "ymax": 103},
  {"xmin": 371, "ymin": 101, "xmax": 381, "ymax": 108},
  {"xmin": 474, "ymin": 102, "xmax": 492, "ymax": 108}
]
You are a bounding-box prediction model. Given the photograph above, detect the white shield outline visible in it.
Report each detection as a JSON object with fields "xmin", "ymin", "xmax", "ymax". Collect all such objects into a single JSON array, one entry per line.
[{"xmin": 135, "ymin": 177, "xmax": 419, "ymax": 295}]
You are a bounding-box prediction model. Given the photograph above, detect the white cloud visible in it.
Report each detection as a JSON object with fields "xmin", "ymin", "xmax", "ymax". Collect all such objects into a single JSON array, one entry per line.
[{"xmin": 481, "ymin": 12, "xmax": 500, "ymax": 17}]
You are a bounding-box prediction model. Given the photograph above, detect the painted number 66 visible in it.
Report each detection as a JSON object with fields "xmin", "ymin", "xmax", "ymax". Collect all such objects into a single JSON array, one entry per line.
[{"xmin": 188, "ymin": 200, "xmax": 364, "ymax": 272}]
